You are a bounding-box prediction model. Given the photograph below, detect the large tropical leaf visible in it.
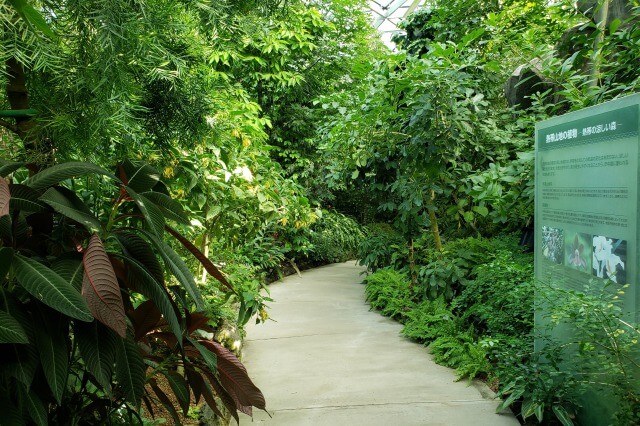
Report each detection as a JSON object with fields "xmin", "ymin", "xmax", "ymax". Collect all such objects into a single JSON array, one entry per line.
[
  {"xmin": 0, "ymin": 176, "xmax": 9, "ymax": 217},
  {"xmin": 114, "ymin": 334, "xmax": 146, "ymax": 407},
  {"xmin": 127, "ymin": 187, "xmax": 165, "ymax": 237},
  {"xmin": 0, "ymin": 247, "xmax": 13, "ymax": 282},
  {"xmin": 51, "ymin": 253, "xmax": 84, "ymax": 291},
  {"xmin": 149, "ymin": 378, "xmax": 181, "ymax": 425},
  {"xmin": 1, "ymin": 301, "xmax": 38, "ymax": 387},
  {"xmin": 82, "ymin": 234, "xmax": 127, "ymax": 337},
  {"xmin": 74, "ymin": 321, "xmax": 117, "ymax": 393},
  {"xmin": 201, "ymin": 368, "xmax": 241, "ymax": 424},
  {"xmin": 129, "ymin": 300, "xmax": 162, "ymax": 340},
  {"xmin": 118, "ymin": 253, "xmax": 182, "ymax": 342},
  {"xmin": 33, "ymin": 307, "xmax": 69, "ymax": 404},
  {"xmin": 40, "ymin": 187, "xmax": 101, "ymax": 232},
  {"xmin": 9, "ymin": 184, "xmax": 47, "ymax": 212},
  {"xmin": 115, "ymin": 232, "xmax": 164, "ymax": 285},
  {"xmin": 20, "ymin": 387, "xmax": 48, "ymax": 426},
  {"xmin": 0, "ymin": 309, "xmax": 28, "ymax": 344},
  {"xmin": 0, "ymin": 161, "xmax": 25, "ymax": 177},
  {"xmin": 199, "ymin": 340, "xmax": 266, "ymax": 411},
  {"xmin": 25, "ymin": 162, "xmax": 113, "ymax": 190},
  {"xmin": 142, "ymin": 191, "xmax": 190, "ymax": 225},
  {"xmin": 118, "ymin": 160, "xmax": 160, "ymax": 193},
  {"xmin": 162, "ymin": 370, "xmax": 190, "ymax": 415},
  {"xmin": 12, "ymin": 254, "xmax": 93, "ymax": 322},
  {"xmin": 165, "ymin": 225, "xmax": 234, "ymax": 293},
  {"xmin": 141, "ymin": 230, "xmax": 205, "ymax": 310}
]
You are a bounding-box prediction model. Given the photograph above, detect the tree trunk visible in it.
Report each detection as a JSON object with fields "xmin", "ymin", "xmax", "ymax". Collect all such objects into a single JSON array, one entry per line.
[{"xmin": 428, "ymin": 190, "xmax": 442, "ymax": 251}]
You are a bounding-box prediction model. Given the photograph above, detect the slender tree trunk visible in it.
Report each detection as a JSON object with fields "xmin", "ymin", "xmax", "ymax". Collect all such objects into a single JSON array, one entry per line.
[
  {"xmin": 428, "ymin": 190, "xmax": 442, "ymax": 251},
  {"xmin": 408, "ymin": 238, "xmax": 417, "ymax": 288},
  {"xmin": 589, "ymin": 0, "xmax": 610, "ymax": 87},
  {"xmin": 200, "ymin": 232, "xmax": 210, "ymax": 283}
]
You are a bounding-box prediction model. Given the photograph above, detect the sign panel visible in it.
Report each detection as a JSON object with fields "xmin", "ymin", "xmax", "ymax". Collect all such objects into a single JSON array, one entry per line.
[{"xmin": 534, "ymin": 93, "xmax": 640, "ymax": 424}]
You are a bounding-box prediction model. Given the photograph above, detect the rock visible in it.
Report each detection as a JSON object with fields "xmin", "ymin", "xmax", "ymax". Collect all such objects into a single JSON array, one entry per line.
[
  {"xmin": 504, "ymin": 60, "xmax": 551, "ymax": 109},
  {"xmin": 214, "ymin": 321, "xmax": 243, "ymax": 358}
]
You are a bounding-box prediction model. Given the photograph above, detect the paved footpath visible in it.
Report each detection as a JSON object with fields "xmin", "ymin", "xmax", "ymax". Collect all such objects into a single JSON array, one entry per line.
[{"xmin": 243, "ymin": 261, "xmax": 519, "ymax": 426}]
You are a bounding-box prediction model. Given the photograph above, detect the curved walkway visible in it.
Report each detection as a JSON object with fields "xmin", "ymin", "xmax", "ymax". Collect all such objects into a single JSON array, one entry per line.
[{"xmin": 243, "ymin": 261, "xmax": 519, "ymax": 425}]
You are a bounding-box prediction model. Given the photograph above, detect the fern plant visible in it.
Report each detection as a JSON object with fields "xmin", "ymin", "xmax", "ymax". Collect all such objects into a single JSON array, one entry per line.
[{"xmin": 0, "ymin": 160, "xmax": 266, "ymax": 424}]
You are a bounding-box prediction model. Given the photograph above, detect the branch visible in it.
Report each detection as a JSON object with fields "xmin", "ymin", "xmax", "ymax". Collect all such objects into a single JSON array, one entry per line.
[{"xmin": 0, "ymin": 118, "xmax": 18, "ymax": 133}]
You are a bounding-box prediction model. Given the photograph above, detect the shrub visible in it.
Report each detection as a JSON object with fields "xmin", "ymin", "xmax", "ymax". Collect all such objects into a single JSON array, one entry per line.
[
  {"xmin": 357, "ymin": 223, "xmax": 407, "ymax": 272},
  {"xmin": 363, "ymin": 268, "xmax": 415, "ymax": 321},
  {"xmin": 308, "ymin": 210, "xmax": 364, "ymax": 264}
]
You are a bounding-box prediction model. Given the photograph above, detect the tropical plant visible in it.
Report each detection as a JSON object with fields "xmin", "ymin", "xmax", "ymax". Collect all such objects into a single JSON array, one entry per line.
[{"xmin": 0, "ymin": 160, "xmax": 265, "ymax": 423}]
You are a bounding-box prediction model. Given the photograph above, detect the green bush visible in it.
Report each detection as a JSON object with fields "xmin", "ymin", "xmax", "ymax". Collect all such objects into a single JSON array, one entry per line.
[
  {"xmin": 401, "ymin": 298, "xmax": 456, "ymax": 343},
  {"xmin": 357, "ymin": 223, "xmax": 407, "ymax": 272},
  {"xmin": 363, "ymin": 268, "xmax": 415, "ymax": 321},
  {"xmin": 308, "ymin": 210, "xmax": 364, "ymax": 264}
]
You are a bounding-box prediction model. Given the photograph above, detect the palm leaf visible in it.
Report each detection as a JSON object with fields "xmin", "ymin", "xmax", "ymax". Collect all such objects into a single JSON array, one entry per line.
[
  {"xmin": 40, "ymin": 187, "xmax": 102, "ymax": 232},
  {"xmin": 12, "ymin": 254, "xmax": 93, "ymax": 322},
  {"xmin": 82, "ymin": 234, "xmax": 127, "ymax": 337},
  {"xmin": 0, "ymin": 177, "xmax": 9, "ymax": 217},
  {"xmin": 74, "ymin": 320, "xmax": 117, "ymax": 393},
  {"xmin": 141, "ymin": 230, "xmax": 205, "ymax": 310},
  {"xmin": 25, "ymin": 162, "xmax": 113, "ymax": 190},
  {"xmin": 0, "ymin": 309, "xmax": 29, "ymax": 344},
  {"xmin": 114, "ymin": 333, "xmax": 146, "ymax": 408}
]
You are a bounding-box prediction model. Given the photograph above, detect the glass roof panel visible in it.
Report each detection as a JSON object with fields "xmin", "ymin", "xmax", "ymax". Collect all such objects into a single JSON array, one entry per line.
[{"xmin": 367, "ymin": 0, "xmax": 432, "ymax": 47}]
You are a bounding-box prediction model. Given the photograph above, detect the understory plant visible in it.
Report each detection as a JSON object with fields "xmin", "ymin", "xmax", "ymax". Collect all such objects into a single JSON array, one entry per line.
[{"xmin": 0, "ymin": 160, "xmax": 266, "ymax": 424}]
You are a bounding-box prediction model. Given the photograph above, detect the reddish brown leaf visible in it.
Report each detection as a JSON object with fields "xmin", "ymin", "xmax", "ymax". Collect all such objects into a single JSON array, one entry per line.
[
  {"xmin": 129, "ymin": 300, "xmax": 162, "ymax": 340},
  {"xmin": 199, "ymin": 375, "xmax": 227, "ymax": 421},
  {"xmin": 149, "ymin": 378, "xmax": 180, "ymax": 425},
  {"xmin": 0, "ymin": 177, "xmax": 10, "ymax": 217},
  {"xmin": 165, "ymin": 225, "xmax": 234, "ymax": 293},
  {"xmin": 185, "ymin": 366, "xmax": 204, "ymax": 404},
  {"xmin": 201, "ymin": 368, "xmax": 241, "ymax": 424},
  {"xmin": 186, "ymin": 311, "xmax": 212, "ymax": 335},
  {"xmin": 108, "ymin": 255, "xmax": 127, "ymax": 286},
  {"xmin": 200, "ymin": 340, "xmax": 266, "ymax": 411},
  {"xmin": 82, "ymin": 234, "xmax": 127, "ymax": 337}
]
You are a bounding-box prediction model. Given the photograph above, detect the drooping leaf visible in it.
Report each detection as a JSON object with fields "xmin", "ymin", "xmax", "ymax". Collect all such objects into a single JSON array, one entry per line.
[
  {"xmin": 127, "ymin": 188, "xmax": 165, "ymax": 237},
  {"xmin": 75, "ymin": 320, "xmax": 117, "ymax": 393},
  {"xmin": 189, "ymin": 339, "xmax": 217, "ymax": 373},
  {"xmin": 8, "ymin": 184, "xmax": 47, "ymax": 212},
  {"xmin": 32, "ymin": 307, "xmax": 69, "ymax": 404},
  {"xmin": 117, "ymin": 252, "xmax": 182, "ymax": 343},
  {"xmin": 82, "ymin": 234, "xmax": 126, "ymax": 337},
  {"xmin": 12, "ymin": 254, "xmax": 93, "ymax": 321},
  {"xmin": 0, "ymin": 177, "xmax": 10, "ymax": 217},
  {"xmin": 51, "ymin": 253, "xmax": 84, "ymax": 291},
  {"xmin": 129, "ymin": 300, "xmax": 162, "ymax": 340},
  {"xmin": 25, "ymin": 162, "xmax": 113, "ymax": 190},
  {"xmin": 185, "ymin": 366, "xmax": 204, "ymax": 404},
  {"xmin": 142, "ymin": 191, "xmax": 190, "ymax": 225},
  {"xmin": 0, "ymin": 161, "xmax": 25, "ymax": 177},
  {"xmin": 118, "ymin": 160, "xmax": 160, "ymax": 193},
  {"xmin": 199, "ymin": 340, "xmax": 266, "ymax": 411},
  {"xmin": 0, "ymin": 309, "xmax": 28, "ymax": 344},
  {"xmin": 141, "ymin": 230, "xmax": 205, "ymax": 310},
  {"xmin": 21, "ymin": 387, "xmax": 48, "ymax": 426},
  {"xmin": 40, "ymin": 187, "xmax": 101, "ymax": 232},
  {"xmin": 201, "ymin": 368, "xmax": 241, "ymax": 425},
  {"xmin": 0, "ymin": 396, "xmax": 24, "ymax": 425},
  {"xmin": 165, "ymin": 225, "xmax": 234, "ymax": 293},
  {"xmin": 7, "ymin": 0, "xmax": 56, "ymax": 39},
  {"xmin": 0, "ymin": 215, "xmax": 11, "ymax": 240},
  {"xmin": 149, "ymin": 378, "xmax": 181, "ymax": 425},
  {"xmin": 0, "ymin": 247, "xmax": 13, "ymax": 282},
  {"xmin": 1, "ymin": 301, "xmax": 38, "ymax": 387},
  {"xmin": 114, "ymin": 334, "xmax": 146, "ymax": 408},
  {"xmin": 162, "ymin": 370, "xmax": 190, "ymax": 415},
  {"xmin": 552, "ymin": 405, "xmax": 574, "ymax": 426},
  {"xmin": 115, "ymin": 232, "xmax": 164, "ymax": 286}
]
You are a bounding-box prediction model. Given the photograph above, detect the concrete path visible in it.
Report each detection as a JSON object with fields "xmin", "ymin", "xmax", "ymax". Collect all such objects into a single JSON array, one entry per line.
[{"xmin": 243, "ymin": 261, "xmax": 519, "ymax": 426}]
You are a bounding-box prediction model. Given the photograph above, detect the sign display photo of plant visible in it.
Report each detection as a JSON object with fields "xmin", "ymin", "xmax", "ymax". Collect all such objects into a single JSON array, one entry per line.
[
  {"xmin": 592, "ymin": 235, "xmax": 627, "ymax": 285},
  {"xmin": 565, "ymin": 233, "xmax": 592, "ymax": 273}
]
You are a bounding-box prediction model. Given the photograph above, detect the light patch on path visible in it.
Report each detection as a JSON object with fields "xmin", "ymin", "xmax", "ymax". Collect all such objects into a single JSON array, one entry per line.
[{"xmin": 243, "ymin": 261, "xmax": 519, "ymax": 426}]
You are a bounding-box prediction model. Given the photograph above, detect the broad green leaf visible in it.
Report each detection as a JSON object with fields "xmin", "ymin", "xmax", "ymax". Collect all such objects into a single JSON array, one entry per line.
[
  {"xmin": 495, "ymin": 388, "xmax": 524, "ymax": 413},
  {"xmin": 142, "ymin": 191, "xmax": 190, "ymax": 225},
  {"xmin": 9, "ymin": 184, "xmax": 47, "ymax": 212},
  {"xmin": 474, "ymin": 206, "xmax": 489, "ymax": 217},
  {"xmin": 118, "ymin": 253, "xmax": 182, "ymax": 343},
  {"xmin": 520, "ymin": 399, "xmax": 536, "ymax": 420},
  {"xmin": 21, "ymin": 387, "xmax": 48, "ymax": 426},
  {"xmin": 115, "ymin": 232, "xmax": 164, "ymax": 286},
  {"xmin": 12, "ymin": 254, "xmax": 93, "ymax": 322},
  {"xmin": 0, "ymin": 161, "xmax": 25, "ymax": 177},
  {"xmin": 162, "ymin": 370, "xmax": 190, "ymax": 415},
  {"xmin": 0, "ymin": 397, "xmax": 24, "ymax": 425},
  {"xmin": 0, "ymin": 177, "xmax": 9, "ymax": 217},
  {"xmin": 0, "ymin": 309, "xmax": 28, "ymax": 344},
  {"xmin": 40, "ymin": 187, "xmax": 102, "ymax": 232},
  {"xmin": 189, "ymin": 338, "xmax": 217, "ymax": 372},
  {"xmin": 114, "ymin": 334, "xmax": 146, "ymax": 408},
  {"xmin": 552, "ymin": 404, "xmax": 574, "ymax": 426},
  {"xmin": 7, "ymin": 0, "xmax": 56, "ymax": 39},
  {"xmin": 1, "ymin": 301, "xmax": 38, "ymax": 387},
  {"xmin": 609, "ymin": 18, "xmax": 621, "ymax": 35},
  {"xmin": 127, "ymin": 188, "xmax": 165, "ymax": 237},
  {"xmin": 141, "ymin": 230, "xmax": 205, "ymax": 310},
  {"xmin": 52, "ymin": 253, "xmax": 84, "ymax": 291},
  {"xmin": 25, "ymin": 162, "xmax": 113, "ymax": 190},
  {"xmin": 0, "ymin": 247, "xmax": 13, "ymax": 282},
  {"xmin": 119, "ymin": 160, "xmax": 160, "ymax": 193},
  {"xmin": 75, "ymin": 321, "xmax": 117, "ymax": 393},
  {"xmin": 33, "ymin": 307, "xmax": 68, "ymax": 404},
  {"xmin": 82, "ymin": 234, "xmax": 126, "ymax": 337}
]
